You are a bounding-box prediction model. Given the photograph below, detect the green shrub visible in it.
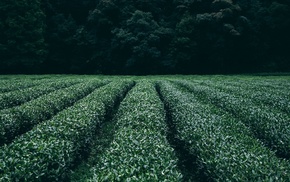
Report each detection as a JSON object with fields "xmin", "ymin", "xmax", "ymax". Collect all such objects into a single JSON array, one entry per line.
[
  {"xmin": 0, "ymin": 80, "xmax": 134, "ymax": 181},
  {"xmin": 158, "ymin": 80, "xmax": 290, "ymax": 181},
  {"xmin": 175, "ymin": 79, "xmax": 290, "ymax": 158},
  {"xmin": 89, "ymin": 80, "xmax": 182, "ymax": 181},
  {"xmin": 0, "ymin": 79, "xmax": 42, "ymax": 93},
  {"xmin": 0, "ymin": 80, "xmax": 106, "ymax": 146},
  {"xmin": 0, "ymin": 79, "xmax": 80, "ymax": 109}
]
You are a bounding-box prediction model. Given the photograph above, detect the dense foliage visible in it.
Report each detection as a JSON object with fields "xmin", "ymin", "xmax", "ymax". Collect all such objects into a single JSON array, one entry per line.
[
  {"xmin": 0, "ymin": 0, "xmax": 289, "ymax": 74},
  {"xmin": 0, "ymin": 0, "xmax": 46, "ymax": 73},
  {"xmin": 158, "ymin": 80, "xmax": 290, "ymax": 181},
  {"xmin": 0, "ymin": 75, "xmax": 290, "ymax": 181},
  {"xmin": 0, "ymin": 78, "xmax": 134, "ymax": 180},
  {"xmin": 88, "ymin": 81, "xmax": 182, "ymax": 181}
]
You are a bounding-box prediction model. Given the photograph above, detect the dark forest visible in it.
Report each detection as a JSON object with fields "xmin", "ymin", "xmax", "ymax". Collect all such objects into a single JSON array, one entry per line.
[{"xmin": 0, "ymin": 0, "xmax": 289, "ymax": 74}]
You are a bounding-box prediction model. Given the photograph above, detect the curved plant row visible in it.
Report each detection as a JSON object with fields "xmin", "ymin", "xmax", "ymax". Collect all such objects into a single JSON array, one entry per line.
[
  {"xmin": 0, "ymin": 79, "xmax": 81, "ymax": 110},
  {"xmin": 174, "ymin": 80, "xmax": 290, "ymax": 159},
  {"xmin": 0, "ymin": 80, "xmax": 107, "ymax": 146},
  {"xmin": 0, "ymin": 79, "xmax": 43, "ymax": 94},
  {"xmin": 0, "ymin": 75, "xmax": 84, "ymax": 94},
  {"xmin": 0, "ymin": 80, "xmax": 134, "ymax": 181},
  {"xmin": 87, "ymin": 80, "xmax": 182, "ymax": 181},
  {"xmin": 158, "ymin": 81, "xmax": 290, "ymax": 181},
  {"xmin": 226, "ymin": 77, "xmax": 290, "ymax": 91},
  {"xmin": 197, "ymin": 79, "xmax": 290, "ymax": 116},
  {"xmin": 185, "ymin": 75, "xmax": 290, "ymax": 93}
]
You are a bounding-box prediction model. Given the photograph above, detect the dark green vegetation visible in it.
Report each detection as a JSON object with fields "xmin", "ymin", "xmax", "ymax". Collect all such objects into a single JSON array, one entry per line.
[
  {"xmin": 1, "ymin": 0, "xmax": 290, "ymax": 74},
  {"xmin": 0, "ymin": 75, "xmax": 290, "ymax": 181}
]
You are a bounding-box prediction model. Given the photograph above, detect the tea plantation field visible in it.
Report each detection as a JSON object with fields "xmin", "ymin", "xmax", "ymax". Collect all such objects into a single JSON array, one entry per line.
[{"xmin": 0, "ymin": 75, "xmax": 289, "ymax": 181}]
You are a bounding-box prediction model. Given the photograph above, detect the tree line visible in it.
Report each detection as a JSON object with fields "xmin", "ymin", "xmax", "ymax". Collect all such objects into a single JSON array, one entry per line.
[{"xmin": 0, "ymin": 0, "xmax": 289, "ymax": 74}]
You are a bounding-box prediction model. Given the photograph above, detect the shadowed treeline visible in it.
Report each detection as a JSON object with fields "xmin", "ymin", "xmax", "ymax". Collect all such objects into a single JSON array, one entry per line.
[{"xmin": 0, "ymin": 0, "xmax": 289, "ymax": 74}]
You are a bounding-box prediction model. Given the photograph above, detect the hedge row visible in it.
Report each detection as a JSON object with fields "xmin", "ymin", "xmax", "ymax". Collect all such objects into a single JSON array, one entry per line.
[
  {"xmin": 158, "ymin": 81, "xmax": 290, "ymax": 181},
  {"xmin": 0, "ymin": 80, "xmax": 106, "ymax": 146},
  {"xmin": 89, "ymin": 80, "xmax": 182, "ymax": 181},
  {"xmin": 0, "ymin": 80, "xmax": 134, "ymax": 181},
  {"xmin": 0, "ymin": 79, "xmax": 80, "ymax": 110},
  {"xmin": 175, "ymin": 80, "xmax": 290, "ymax": 158},
  {"xmin": 229, "ymin": 77, "xmax": 290, "ymax": 91},
  {"xmin": 193, "ymin": 77, "xmax": 290, "ymax": 113},
  {"xmin": 204, "ymin": 80, "xmax": 290, "ymax": 115},
  {"xmin": 0, "ymin": 79, "xmax": 43, "ymax": 93}
]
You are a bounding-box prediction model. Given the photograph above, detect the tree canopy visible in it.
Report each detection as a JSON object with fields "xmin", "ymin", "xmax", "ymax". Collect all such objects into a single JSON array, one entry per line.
[{"xmin": 0, "ymin": 0, "xmax": 289, "ymax": 74}]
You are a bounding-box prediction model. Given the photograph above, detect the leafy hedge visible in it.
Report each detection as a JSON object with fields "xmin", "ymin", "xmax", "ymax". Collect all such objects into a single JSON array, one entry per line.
[
  {"xmin": 158, "ymin": 81, "xmax": 290, "ymax": 181},
  {"xmin": 175, "ymin": 80, "xmax": 290, "ymax": 158},
  {"xmin": 0, "ymin": 79, "xmax": 80, "ymax": 110},
  {"xmin": 198, "ymin": 78, "xmax": 290, "ymax": 115},
  {"xmin": 89, "ymin": 80, "xmax": 182, "ymax": 181},
  {"xmin": 0, "ymin": 80, "xmax": 106, "ymax": 146},
  {"xmin": 0, "ymin": 80, "xmax": 134, "ymax": 181},
  {"xmin": 0, "ymin": 79, "xmax": 42, "ymax": 93}
]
